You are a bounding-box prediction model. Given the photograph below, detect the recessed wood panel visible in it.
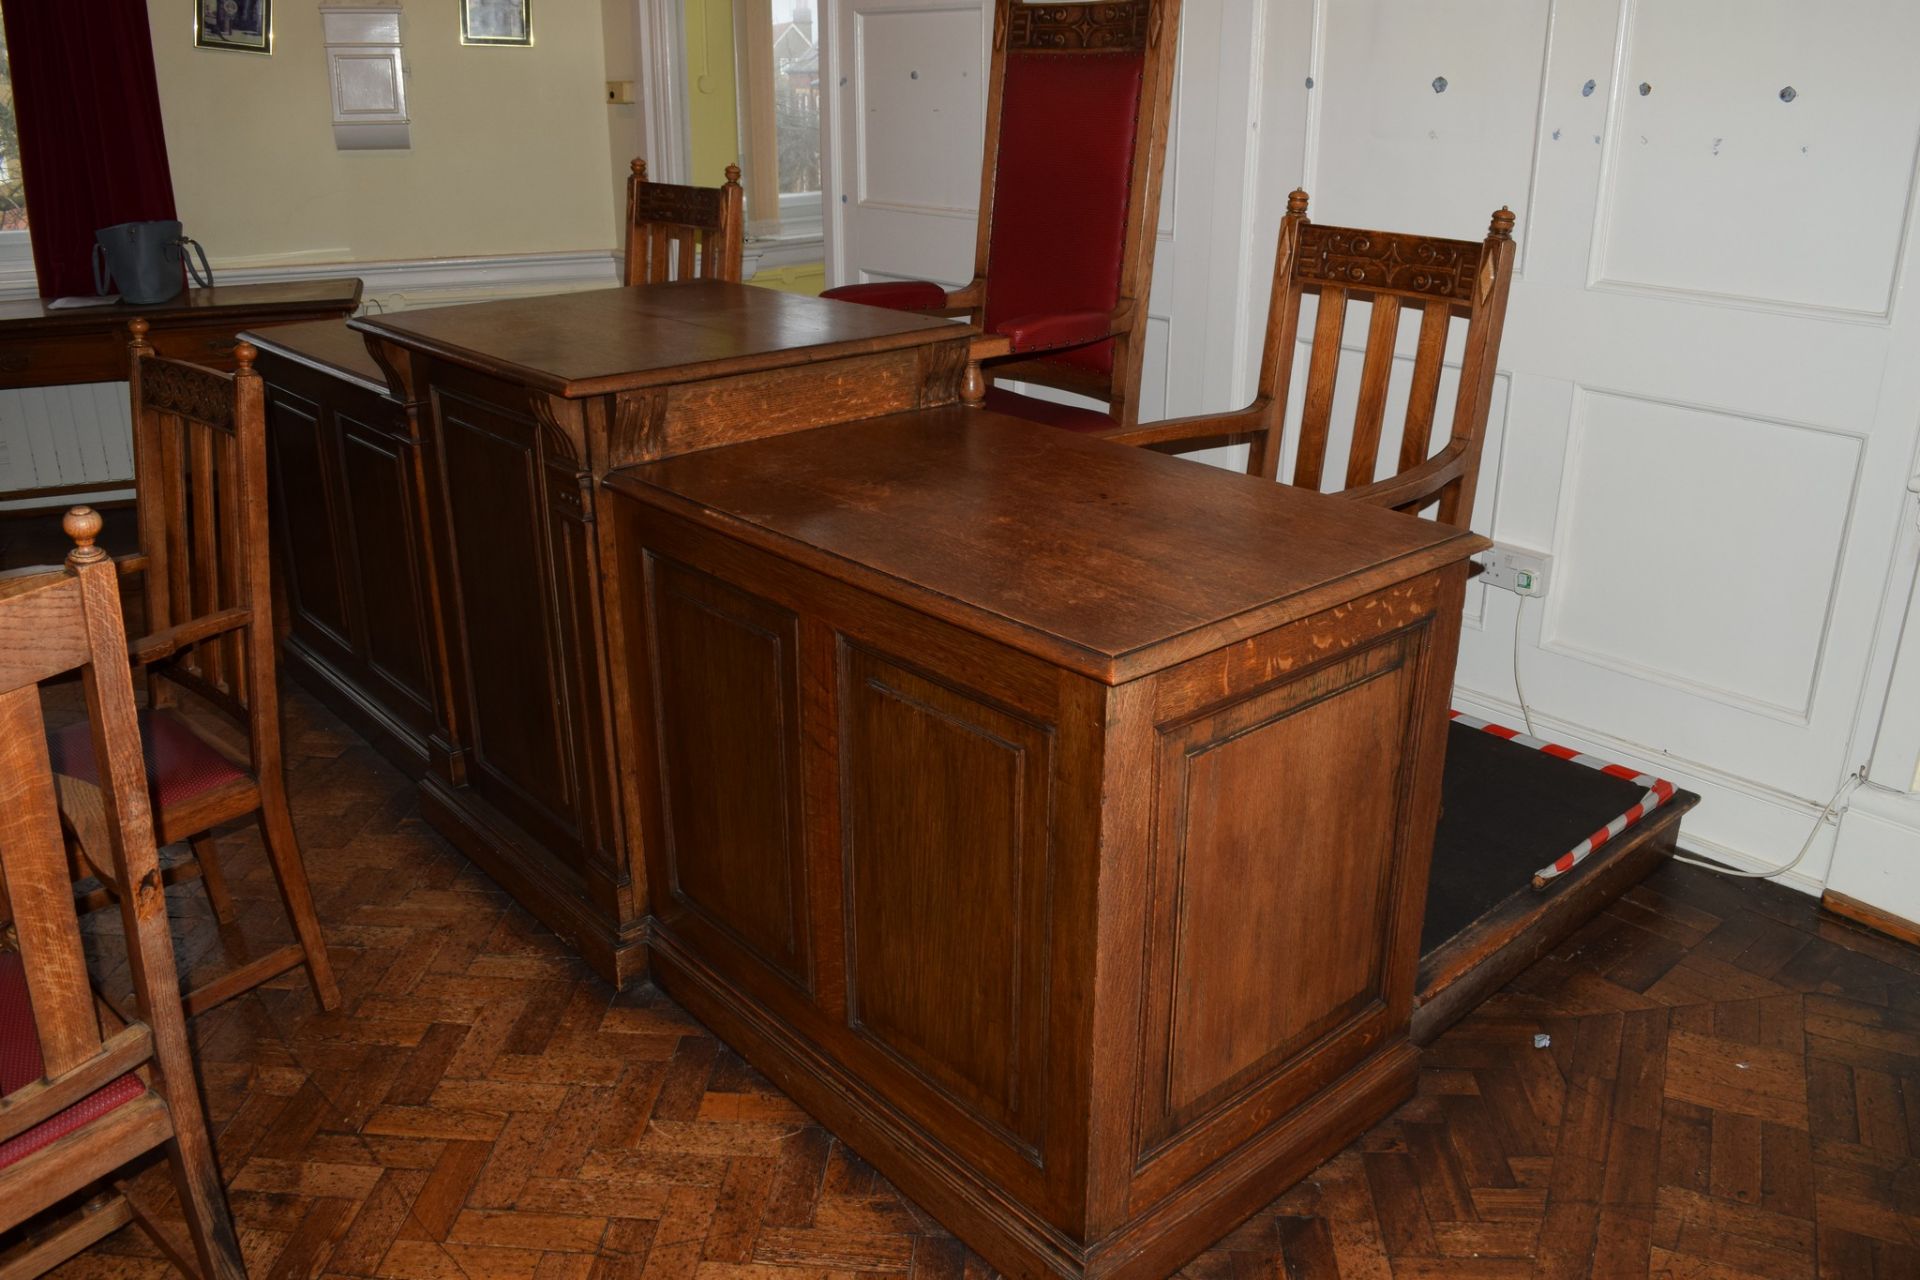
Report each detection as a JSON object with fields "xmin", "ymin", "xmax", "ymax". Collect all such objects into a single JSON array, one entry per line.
[
  {"xmin": 852, "ymin": 5, "xmax": 987, "ymax": 216},
  {"xmin": 436, "ymin": 391, "xmax": 577, "ymax": 848},
  {"xmin": 1311, "ymin": 0, "xmax": 1547, "ymax": 265},
  {"xmin": 841, "ymin": 643, "xmax": 1053, "ymax": 1152},
  {"xmin": 265, "ymin": 390, "xmax": 352, "ymax": 649},
  {"xmin": 649, "ymin": 557, "xmax": 811, "ymax": 987},
  {"xmin": 1595, "ymin": 0, "xmax": 1920, "ymax": 314},
  {"xmin": 1142, "ymin": 637, "xmax": 1415, "ymax": 1149},
  {"xmin": 1548, "ymin": 388, "xmax": 1860, "ymax": 718},
  {"xmin": 338, "ymin": 415, "xmax": 430, "ymax": 708}
]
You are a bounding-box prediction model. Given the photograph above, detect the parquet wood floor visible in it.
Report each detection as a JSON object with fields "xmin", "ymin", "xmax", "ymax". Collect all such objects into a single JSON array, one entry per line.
[{"xmin": 37, "ymin": 690, "xmax": 1920, "ymax": 1279}]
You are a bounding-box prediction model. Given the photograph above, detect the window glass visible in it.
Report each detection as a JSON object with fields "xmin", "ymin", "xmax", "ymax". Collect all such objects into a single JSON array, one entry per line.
[
  {"xmin": 770, "ymin": 0, "xmax": 819, "ymax": 200},
  {"xmin": 0, "ymin": 5, "xmax": 27, "ymax": 234}
]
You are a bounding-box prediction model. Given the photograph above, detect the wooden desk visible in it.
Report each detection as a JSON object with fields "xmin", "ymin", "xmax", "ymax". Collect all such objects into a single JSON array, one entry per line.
[
  {"xmin": 602, "ymin": 408, "xmax": 1486, "ymax": 1279},
  {"xmin": 340, "ymin": 283, "xmax": 969, "ymax": 983},
  {"xmin": 0, "ymin": 278, "xmax": 363, "ymax": 389}
]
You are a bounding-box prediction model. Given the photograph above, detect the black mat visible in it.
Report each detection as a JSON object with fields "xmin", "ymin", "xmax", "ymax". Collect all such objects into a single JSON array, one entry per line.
[{"xmin": 1420, "ymin": 720, "xmax": 1653, "ymax": 955}]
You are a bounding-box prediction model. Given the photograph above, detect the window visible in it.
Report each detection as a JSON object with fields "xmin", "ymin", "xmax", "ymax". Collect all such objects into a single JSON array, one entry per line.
[
  {"xmin": 0, "ymin": 4, "xmax": 33, "ymax": 289},
  {"xmin": 737, "ymin": 0, "xmax": 821, "ymax": 241}
]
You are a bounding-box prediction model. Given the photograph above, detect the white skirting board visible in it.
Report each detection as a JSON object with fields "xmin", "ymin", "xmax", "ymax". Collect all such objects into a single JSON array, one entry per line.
[{"xmin": 0, "ymin": 250, "xmax": 621, "ymax": 506}]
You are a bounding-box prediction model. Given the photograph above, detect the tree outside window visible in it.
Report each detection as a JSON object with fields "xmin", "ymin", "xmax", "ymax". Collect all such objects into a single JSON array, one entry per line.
[{"xmin": 0, "ymin": 13, "xmax": 27, "ymax": 232}]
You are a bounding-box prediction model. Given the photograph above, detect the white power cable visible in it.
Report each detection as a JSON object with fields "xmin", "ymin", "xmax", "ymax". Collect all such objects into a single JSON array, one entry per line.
[
  {"xmin": 1510, "ymin": 594, "xmax": 1536, "ymax": 737},
  {"xmin": 1672, "ymin": 766, "xmax": 1867, "ymax": 881}
]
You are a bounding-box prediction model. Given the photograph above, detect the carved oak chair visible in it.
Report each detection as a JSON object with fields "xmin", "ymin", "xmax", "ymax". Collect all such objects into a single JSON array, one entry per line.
[
  {"xmin": 50, "ymin": 322, "xmax": 340, "ymax": 1016},
  {"xmin": 0, "ymin": 510, "xmax": 247, "ymax": 1280},
  {"xmin": 1106, "ymin": 191, "xmax": 1517, "ymax": 529},
  {"xmin": 821, "ymin": 0, "xmax": 1180, "ymax": 433},
  {"xmin": 625, "ymin": 159, "xmax": 746, "ymax": 285}
]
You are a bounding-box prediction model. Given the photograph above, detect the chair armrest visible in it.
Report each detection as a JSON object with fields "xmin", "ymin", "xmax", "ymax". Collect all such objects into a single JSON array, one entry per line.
[
  {"xmin": 129, "ymin": 607, "xmax": 250, "ymax": 666},
  {"xmin": 1336, "ymin": 446, "xmax": 1471, "ymax": 513},
  {"xmin": 821, "ymin": 279, "xmax": 956, "ymax": 312},
  {"xmin": 992, "ymin": 310, "xmax": 1119, "ymax": 356},
  {"xmin": 1097, "ymin": 406, "xmax": 1270, "ymax": 454}
]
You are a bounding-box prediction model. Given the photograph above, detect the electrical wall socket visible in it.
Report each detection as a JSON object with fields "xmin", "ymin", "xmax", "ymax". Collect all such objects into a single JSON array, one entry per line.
[{"xmin": 1476, "ymin": 543, "xmax": 1554, "ymax": 597}]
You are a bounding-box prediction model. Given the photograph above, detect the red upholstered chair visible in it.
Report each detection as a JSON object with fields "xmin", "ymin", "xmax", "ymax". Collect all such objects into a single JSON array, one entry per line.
[
  {"xmin": 821, "ymin": 0, "xmax": 1180, "ymax": 433},
  {"xmin": 52, "ymin": 321, "xmax": 340, "ymax": 1017},
  {"xmin": 0, "ymin": 510, "xmax": 246, "ymax": 1280},
  {"xmin": 1105, "ymin": 191, "xmax": 1518, "ymax": 529}
]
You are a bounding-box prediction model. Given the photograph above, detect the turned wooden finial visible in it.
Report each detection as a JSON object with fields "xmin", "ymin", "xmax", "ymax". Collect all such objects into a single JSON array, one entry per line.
[
  {"xmin": 724, "ymin": 163, "xmax": 742, "ymax": 186},
  {"xmin": 633, "ymin": 158, "xmax": 648, "ymax": 180},
  {"xmin": 1490, "ymin": 206, "xmax": 1515, "ymax": 239},
  {"xmin": 1286, "ymin": 188, "xmax": 1310, "ymax": 216},
  {"xmin": 129, "ymin": 317, "xmax": 152, "ymax": 351},
  {"xmin": 64, "ymin": 506, "xmax": 106, "ymax": 565},
  {"xmin": 234, "ymin": 341, "xmax": 257, "ymax": 372}
]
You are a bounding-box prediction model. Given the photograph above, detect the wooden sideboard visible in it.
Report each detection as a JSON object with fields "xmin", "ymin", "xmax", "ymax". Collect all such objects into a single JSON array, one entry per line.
[
  {"xmin": 320, "ymin": 283, "xmax": 969, "ymax": 985},
  {"xmin": 602, "ymin": 407, "xmax": 1486, "ymax": 1279},
  {"xmin": 0, "ymin": 279, "xmax": 363, "ymax": 391}
]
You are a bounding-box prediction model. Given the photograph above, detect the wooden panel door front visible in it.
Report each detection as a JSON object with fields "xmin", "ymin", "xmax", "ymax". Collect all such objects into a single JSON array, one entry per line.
[
  {"xmin": 643, "ymin": 554, "xmax": 813, "ymax": 995},
  {"xmin": 839, "ymin": 642, "xmax": 1056, "ymax": 1162},
  {"xmin": 431, "ymin": 377, "xmax": 612, "ymax": 883}
]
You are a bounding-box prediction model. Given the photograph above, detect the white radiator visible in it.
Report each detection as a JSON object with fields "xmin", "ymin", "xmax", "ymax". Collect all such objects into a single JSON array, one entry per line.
[{"xmin": 0, "ymin": 382, "xmax": 135, "ymax": 509}]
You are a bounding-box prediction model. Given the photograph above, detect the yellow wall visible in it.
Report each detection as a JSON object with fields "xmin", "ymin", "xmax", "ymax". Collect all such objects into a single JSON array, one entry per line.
[
  {"xmin": 752, "ymin": 263, "xmax": 826, "ymax": 294},
  {"xmin": 683, "ymin": 0, "xmax": 740, "ymax": 189},
  {"xmin": 148, "ymin": 0, "xmax": 615, "ymax": 268}
]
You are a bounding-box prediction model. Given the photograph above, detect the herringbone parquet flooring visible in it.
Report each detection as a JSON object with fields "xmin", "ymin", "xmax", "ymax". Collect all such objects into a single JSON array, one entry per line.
[{"xmin": 40, "ymin": 690, "xmax": 1920, "ymax": 1279}]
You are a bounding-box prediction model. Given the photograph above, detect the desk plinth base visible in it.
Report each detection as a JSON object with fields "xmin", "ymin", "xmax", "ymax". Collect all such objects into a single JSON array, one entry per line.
[
  {"xmin": 418, "ymin": 779, "xmax": 651, "ymax": 989},
  {"xmin": 650, "ymin": 931, "xmax": 1419, "ymax": 1280}
]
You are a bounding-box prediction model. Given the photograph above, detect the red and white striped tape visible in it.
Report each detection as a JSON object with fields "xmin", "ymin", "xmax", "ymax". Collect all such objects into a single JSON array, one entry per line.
[{"xmin": 1449, "ymin": 710, "xmax": 1678, "ymax": 885}]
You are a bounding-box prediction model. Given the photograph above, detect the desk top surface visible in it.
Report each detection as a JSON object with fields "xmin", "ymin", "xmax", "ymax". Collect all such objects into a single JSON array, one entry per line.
[
  {"xmin": 0, "ymin": 278, "xmax": 364, "ymax": 332},
  {"xmin": 351, "ymin": 280, "xmax": 963, "ymax": 399},
  {"xmin": 606, "ymin": 408, "xmax": 1487, "ymax": 683}
]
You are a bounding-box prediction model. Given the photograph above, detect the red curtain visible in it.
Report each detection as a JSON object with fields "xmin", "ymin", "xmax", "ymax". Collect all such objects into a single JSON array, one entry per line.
[{"xmin": 2, "ymin": 0, "xmax": 177, "ymax": 298}]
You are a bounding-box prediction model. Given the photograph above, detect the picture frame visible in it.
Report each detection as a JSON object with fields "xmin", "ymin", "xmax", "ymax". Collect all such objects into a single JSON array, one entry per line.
[
  {"xmin": 460, "ymin": 0, "xmax": 532, "ymax": 46},
  {"xmin": 194, "ymin": 0, "xmax": 272, "ymax": 54}
]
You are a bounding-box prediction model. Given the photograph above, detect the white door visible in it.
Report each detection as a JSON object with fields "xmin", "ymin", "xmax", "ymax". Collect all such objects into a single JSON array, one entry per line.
[{"xmin": 826, "ymin": 0, "xmax": 1270, "ymax": 422}]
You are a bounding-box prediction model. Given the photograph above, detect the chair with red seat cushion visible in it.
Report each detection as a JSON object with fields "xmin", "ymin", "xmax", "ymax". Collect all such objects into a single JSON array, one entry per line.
[
  {"xmin": 0, "ymin": 509, "xmax": 246, "ymax": 1280},
  {"xmin": 820, "ymin": 0, "xmax": 1179, "ymax": 433},
  {"xmin": 60, "ymin": 324, "xmax": 340, "ymax": 1018},
  {"xmin": 1099, "ymin": 191, "xmax": 1520, "ymax": 531}
]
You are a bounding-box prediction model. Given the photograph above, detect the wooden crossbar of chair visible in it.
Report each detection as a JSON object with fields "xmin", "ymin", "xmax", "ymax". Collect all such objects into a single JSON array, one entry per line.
[
  {"xmin": 0, "ymin": 508, "xmax": 247, "ymax": 1280},
  {"xmin": 624, "ymin": 159, "xmax": 746, "ymax": 285},
  {"xmin": 1103, "ymin": 191, "xmax": 1518, "ymax": 530},
  {"xmin": 55, "ymin": 322, "xmax": 341, "ymax": 1018}
]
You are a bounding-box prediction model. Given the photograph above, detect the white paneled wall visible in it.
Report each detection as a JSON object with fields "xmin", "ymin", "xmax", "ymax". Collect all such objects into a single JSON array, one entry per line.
[{"xmin": 832, "ymin": 0, "xmax": 1920, "ymax": 913}]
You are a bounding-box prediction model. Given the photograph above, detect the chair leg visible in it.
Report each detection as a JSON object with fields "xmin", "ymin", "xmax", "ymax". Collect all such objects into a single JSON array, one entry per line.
[
  {"xmin": 189, "ymin": 831, "xmax": 238, "ymax": 924},
  {"xmin": 254, "ymin": 793, "xmax": 340, "ymax": 1012},
  {"xmin": 160, "ymin": 1125, "xmax": 248, "ymax": 1280}
]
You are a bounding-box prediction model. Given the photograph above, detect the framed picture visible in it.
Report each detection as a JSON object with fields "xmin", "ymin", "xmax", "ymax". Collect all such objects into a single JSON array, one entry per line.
[
  {"xmin": 461, "ymin": 0, "xmax": 532, "ymax": 46},
  {"xmin": 194, "ymin": 0, "xmax": 271, "ymax": 53}
]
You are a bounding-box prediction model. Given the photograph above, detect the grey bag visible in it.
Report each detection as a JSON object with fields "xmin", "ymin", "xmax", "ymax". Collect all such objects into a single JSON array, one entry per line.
[{"xmin": 92, "ymin": 220, "xmax": 214, "ymax": 305}]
